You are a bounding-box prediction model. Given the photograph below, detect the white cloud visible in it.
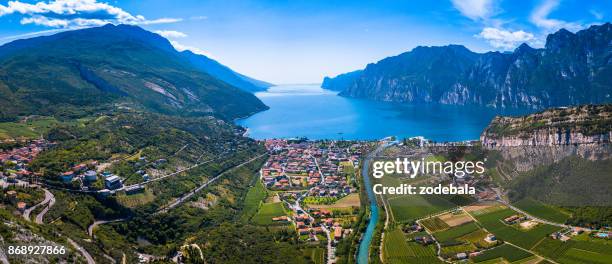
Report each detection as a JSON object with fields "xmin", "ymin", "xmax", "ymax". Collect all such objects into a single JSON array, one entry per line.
[
  {"xmin": 169, "ymin": 40, "xmax": 214, "ymax": 59},
  {"xmin": 530, "ymin": 0, "xmax": 583, "ymax": 32},
  {"xmin": 477, "ymin": 27, "xmax": 536, "ymax": 50},
  {"xmin": 451, "ymin": 0, "xmax": 495, "ymax": 20},
  {"xmin": 0, "ymin": 0, "xmax": 181, "ymax": 28},
  {"xmin": 590, "ymin": 9, "xmax": 604, "ymax": 20},
  {"xmin": 155, "ymin": 30, "xmax": 187, "ymax": 39}
]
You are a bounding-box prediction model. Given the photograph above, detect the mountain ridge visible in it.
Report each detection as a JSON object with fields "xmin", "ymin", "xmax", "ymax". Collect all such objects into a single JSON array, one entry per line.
[
  {"xmin": 325, "ymin": 23, "xmax": 612, "ymax": 109},
  {"xmin": 0, "ymin": 24, "xmax": 269, "ymax": 120}
]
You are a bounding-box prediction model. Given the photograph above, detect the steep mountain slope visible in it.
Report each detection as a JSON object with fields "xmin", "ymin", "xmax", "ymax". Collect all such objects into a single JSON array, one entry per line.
[
  {"xmin": 326, "ymin": 23, "xmax": 612, "ymax": 109},
  {"xmin": 0, "ymin": 24, "xmax": 268, "ymax": 120},
  {"xmin": 481, "ymin": 104, "xmax": 611, "ymax": 147},
  {"xmin": 321, "ymin": 70, "xmax": 363, "ymax": 91},
  {"xmin": 180, "ymin": 50, "xmax": 273, "ymax": 93}
]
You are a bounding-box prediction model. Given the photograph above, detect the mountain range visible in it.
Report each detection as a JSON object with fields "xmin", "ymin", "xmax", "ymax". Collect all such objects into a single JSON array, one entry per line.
[
  {"xmin": 0, "ymin": 24, "xmax": 270, "ymax": 120},
  {"xmin": 324, "ymin": 23, "xmax": 612, "ymax": 109}
]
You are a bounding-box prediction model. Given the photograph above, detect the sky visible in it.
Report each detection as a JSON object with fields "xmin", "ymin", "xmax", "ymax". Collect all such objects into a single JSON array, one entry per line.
[{"xmin": 0, "ymin": 0, "xmax": 610, "ymax": 84}]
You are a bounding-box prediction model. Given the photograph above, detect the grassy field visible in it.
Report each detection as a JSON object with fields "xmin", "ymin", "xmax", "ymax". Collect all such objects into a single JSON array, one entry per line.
[
  {"xmin": 458, "ymin": 229, "xmax": 496, "ymax": 248},
  {"xmin": 533, "ymin": 237, "xmax": 612, "ymax": 264},
  {"xmin": 433, "ymin": 222, "xmax": 480, "ymax": 243},
  {"xmin": 115, "ymin": 189, "xmax": 155, "ymax": 208},
  {"xmin": 472, "ymin": 244, "xmax": 533, "ymax": 263},
  {"xmin": 470, "ymin": 208, "xmax": 561, "ymax": 249},
  {"xmin": 240, "ymin": 180, "xmax": 267, "ymax": 222},
  {"xmin": 252, "ymin": 202, "xmax": 287, "ymax": 225},
  {"xmin": 383, "ymin": 229, "xmax": 443, "ymax": 264},
  {"xmin": 0, "ymin": 117, "xmax": 59, "ymax": 139},
  {"xmin": 513, "ymin": 198, "xmax": 571, "ymax": 224},
  {"xmin": 420, "ymin": 217, "xmax": 450, "ymax": 232},
  {"xmin": 440, "ymin": 243, "xmax": 476, "ymax": 255},
  {"xmin": 307, "ymin": 193, "xmax": 360, "ymax": 209},
  {"xmin": 303, "ymin": 248, "xmax": 325, "ymax": 264},
  {"xmin": 388, "ymin": 195, "xmax": 456, "ymax": 223}
]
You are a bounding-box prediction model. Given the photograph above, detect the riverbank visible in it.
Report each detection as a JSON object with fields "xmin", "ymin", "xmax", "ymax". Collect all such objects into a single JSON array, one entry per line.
[{"xmin": 357, "ymin": 141, "xmax": 389, "ymax": 264}]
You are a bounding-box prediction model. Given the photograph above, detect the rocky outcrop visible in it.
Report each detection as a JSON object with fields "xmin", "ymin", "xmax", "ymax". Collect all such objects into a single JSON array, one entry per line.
[
  {"xmin": 327, "ymin": 23, "xmax": 612, "ymax": 109},
  {"xmin": 481, "ymin": 104, "xmax": 611, "ymax": 148}
]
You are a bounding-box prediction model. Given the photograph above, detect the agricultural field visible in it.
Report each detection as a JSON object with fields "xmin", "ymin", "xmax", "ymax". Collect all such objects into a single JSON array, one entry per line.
[
  {"xmin": 251, "ymin": 202, "xmax": 287, "ymax": 225},
  {"xmin": 388, "ymin": 194, "xmax": 456, "ymax": 223},
  {"xmin": 440, "ymin": 243, "xmax": 476, "ymax": 255},
  {"xmin": 240, "ymin": 180, "xmax": 267, "ymax": 222},
  {"xmin": 439, "ymin": 211, "xmax": 473, "ymax": 227},
  {"xmin": 383, "ymin": 229, "xmax": 443, "ymax": 264},
  {"xmin": 303, "ymin": 247, "xmax": 325, "ymax": 264},
  {"xmin": 513, "ymin": 198, "xmax": 571, "ymax": 224},
  {"xmin": 116, "ymin": 190, "xmax": 155, "ymax": 208},
  {"xmin": 469, "ymin": 208, "xmax": 561, "ymax": 249},
  {"xmin": 472, "ymin": 244, "xmax": 533, "ymax": 263},
  {"xmin": 420, "ymin": 217, "xmax": 449, "ymax": 232},
  {"xmin": 306, "ymin": 193, "xmax": 360, "ymax": 209},
  {"xmin": 0, "ymin": 116, "xmax": 59, "ymax": 139},
  {"xmin": 433, "ymin": 222, "xmax": 480, "ymax": 244},
  {"xmin": 464, "ymin": 203, "xmax": 505, "ymax": 216},
  {"xmin": 459, "ymin": 229, "xmax": 497, "ymax": 248},
  {"xmin": 533, "ymin": 237, "xmax": 612, "ymax": 264}
]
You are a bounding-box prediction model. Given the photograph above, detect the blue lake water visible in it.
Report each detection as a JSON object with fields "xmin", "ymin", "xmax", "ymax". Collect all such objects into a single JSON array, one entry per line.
[{"xmin": 237, "ymin": 84, "xmax": 532, "ymax": 142}]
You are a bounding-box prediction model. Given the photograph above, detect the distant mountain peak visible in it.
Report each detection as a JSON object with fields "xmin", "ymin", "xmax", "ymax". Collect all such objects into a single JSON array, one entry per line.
[{"xmin": 326, "ymin": 22, "xmax": 612, "ymax": 108}]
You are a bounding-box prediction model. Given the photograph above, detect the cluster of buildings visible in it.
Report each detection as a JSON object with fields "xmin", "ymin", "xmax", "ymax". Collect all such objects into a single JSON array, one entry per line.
[
  {"xmin": 261, "ymin": 139, "xmax": 364, "ymax": 247},
  {"xmin": 2, "ymin": 189, "xmax": 30, "ymax": 213},
  {"xmin": 261, "ymin": 139, "xmax": 359, "ymax": 198},
  {"xmin": 551, "ymin": 227, "xmax": 588, "ymax": 242},
  {"xmin": 0, "ymin": 139, "xmax": 52, "ymax": 184},
  {"xmin": 59, "ymin": 161, "xmax": 100, "ymax": 184},
  {"xmin": 60, "ymin": 156, "xmax": 156, "ymax": 194},
  {"xmin": 503, "ymin": 214, "xmax": 527, "ymax": 225},
  {"xmin": 289, "ymin": 208, "xmax": 348, "ymax": 243}
]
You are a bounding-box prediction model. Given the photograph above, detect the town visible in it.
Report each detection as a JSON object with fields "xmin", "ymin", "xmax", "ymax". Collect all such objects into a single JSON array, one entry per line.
[{"xmin": 257, "ymin": 139, "xmax": 365, "ymax": 263}]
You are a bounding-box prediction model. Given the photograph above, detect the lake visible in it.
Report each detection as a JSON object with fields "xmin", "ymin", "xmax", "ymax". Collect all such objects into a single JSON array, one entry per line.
[{"xmin": 236, "ymin": 84, "xmax": 532, "ymax": 141}]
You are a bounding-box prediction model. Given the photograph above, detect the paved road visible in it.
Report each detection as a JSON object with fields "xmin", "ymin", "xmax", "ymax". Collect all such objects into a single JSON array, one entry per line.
[
  {"xmin": 35, "ymin": 189, "xmax": 55, "ymax": 224},
  {"xmin": 156, "ymin": 154, "xmax": 267, "ymax": 214},
  {"xmin": 305, "ymin": 155, "xmax": 335, "ymax": 263},
  {"xmin": 88, "ymin": 218, "xmax": 127, "ymax": 237},
  {"xmin": 67, "ymin": 238, "xmax": 95, "ymax": 264},
  {"xmin": 23, "ymin": 188, "xmax": 53, "ymax": 222}
]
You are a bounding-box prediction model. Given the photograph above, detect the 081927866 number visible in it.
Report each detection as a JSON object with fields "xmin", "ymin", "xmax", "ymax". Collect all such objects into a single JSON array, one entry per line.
[{"xmin": 6, "ymin": 245, "xmax": 66, "ymax": 255}]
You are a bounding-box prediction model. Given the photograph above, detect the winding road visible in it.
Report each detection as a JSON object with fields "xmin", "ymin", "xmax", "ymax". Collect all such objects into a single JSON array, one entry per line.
[
  {"xmin": 23, "ymin": 188, "xmax": 53, "ymax": 222},
  {"xmin": 35, "ymin": 189, "xmax": 56, "ymax": 224},
  {"xmin": 67, "ymin": 238, "xmax": 95, "ymax": 264},
  {"xmin": 88, "ymin": 218, "xmax": 127, "ymax": 238}
]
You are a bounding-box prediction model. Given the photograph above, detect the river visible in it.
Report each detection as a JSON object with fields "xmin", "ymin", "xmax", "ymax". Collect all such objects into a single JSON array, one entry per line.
[{"xmin": 357, "ymin": 142, "xmax": 386, "ymax": 264}]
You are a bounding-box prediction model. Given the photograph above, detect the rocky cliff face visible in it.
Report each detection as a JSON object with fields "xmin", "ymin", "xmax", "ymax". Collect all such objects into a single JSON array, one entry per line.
[
  {"xmin": 327, "ymin": 23, "xmax": 612, "ymax": 109},
  {"xmin": 481, "ymin": 104, "xmax": 611, "ymax": 148}
]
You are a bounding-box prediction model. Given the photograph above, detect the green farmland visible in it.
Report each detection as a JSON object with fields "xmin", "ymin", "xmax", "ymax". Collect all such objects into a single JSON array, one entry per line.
[
  {"xmin": 383, "ymin": 229, "xmax": 443, "ymax": 264},
  {"xmin": 433, "ymin": 222, "xmax": 480, "ymax": 243},
  {"xmin": 388, "ymin": 195, "xmax": 456, "ymax": 223},
  {"xmin": 533, "ymin": 237, "xmax": 612, "ymax": 264},
  {"xmin": 513, "ymin": 198, "xmax": 571, "ymax": 224},
  {"xmin": 472, "ymin": 244, "xmax": 533, "ymax": 263},
  {"xmin": 241, "ymin": 180, "xmax": 267, "ymax": 222},
  {"xmin": 0, "ymin": 116, "xmax": 59, "ymax": 140},
  {"xmin": 420, "ymin": 217, "xmax": 449, "ymax": 232},
  {"xmin": 251, "ymin": 202, "xmax": 287, "ymax": 226},
  {"xmin": 470, "ymin": 208, "xmax": 561, "ymax": 249}
]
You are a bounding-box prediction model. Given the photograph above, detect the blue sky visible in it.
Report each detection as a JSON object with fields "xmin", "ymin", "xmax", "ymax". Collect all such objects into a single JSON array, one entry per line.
[{"xmin": 0, "ymin": 0, "xmax": 610, "ymax": 84}]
